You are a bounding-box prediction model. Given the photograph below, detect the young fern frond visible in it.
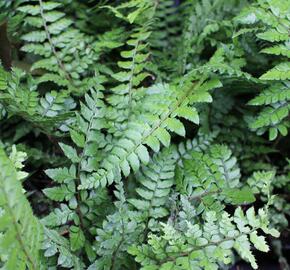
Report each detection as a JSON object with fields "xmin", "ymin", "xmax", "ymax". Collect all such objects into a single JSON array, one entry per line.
[
  {"xmin": 103, "ymin": 0, "xmax": 159, "ymax": 135},
  {"xmin": 0, "ymin": 148, "xmax": 42, "ymax": 270},
  {"xmin": 43, "ymin": 83, "xmax": 109, "ymax": 252}
]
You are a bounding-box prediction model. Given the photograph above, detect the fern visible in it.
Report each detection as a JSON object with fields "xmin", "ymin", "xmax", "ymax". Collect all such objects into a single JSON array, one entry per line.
[
  {"xmin": 91, "ymin": 182, "xmax": 141, "ymax": 270},
  {"xmin": 177, "ymin": 144, "xmax": 255, "ymax": 212},
  {"xmin": 0, "ymin": 1, "xmax": 289, "ymax": 269},
  {"xmin": 107, "ymin": 25, "xmax": 152, "ymax": 134},
  {"xmin": 174, "ymin": 131, "xmax": 218, "ymax": 166},
  {"xmin": 235, "ymin": 0, "xmax": 290, "ymax": 140},
  {"xmin": 0, "ymin": 66, "xmax": 75, "ymax": 134},
  {"xmin": 129, "ymin": 148, "xmax": 175, "ymax": 233},
  {"xmin": 8, "ymin": 145, "xmax": 28, "ymax": 181},
  {"xmin": 129, "ymin": 206, "xmax": 279, "ymax": 270},
  {"xmin": 18, "ymin": 0, "xmax": 99, "ymax": 95},
  {"xmin": 148, "ymin": 0, "xmax": 182, "ymax": 77},
  {"xmin": 0, "ymin": 147, "xmax": 42, "ymax": 269},
  {"xmin": 79, "ymin": 76, "xmax": 222, "ymax": 189},
  {"xmin": 42, "ymin": 227, "xmax": 84, "ymax": 269}
]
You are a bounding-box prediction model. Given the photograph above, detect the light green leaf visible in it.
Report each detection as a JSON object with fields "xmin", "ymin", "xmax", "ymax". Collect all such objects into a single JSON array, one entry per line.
[
  {"xmin": 45, "ymin": 166, "xmax": 76, "ymax": 183},
  {"xmin": 175, "ymin": 106, "xmax": 199, "ymax": 124},
  {"xmin": 70, "ymin": 226, "xmax": 85, "ymax": 251},
  {"xmin": 59, "ymin": 143, "xmax": 80, "ymax": 163},
  {"xmin": 43, "ymin": 184, "xmax": 75, "ymax": 201},
  {"xmin": 136, "ymin": 145, "xmax": 150, "ymax": 164},
  {"xmin": 127, "ymin": 153, "xmax": 140, "ymax": 172},
  {"xmin": 70, "ymin": 130, "xmax": 85, "ymax": 148},
  {"xmin": 154, "ymin": 128, "xmax": 171, "ymax": 147},
  {"xmin": 164, "ymin": 118, "xmax": 186, "ymax": 137},
  {"xmin": 250, "ymin": 232, "xmax": 269, "ymax": 252}
]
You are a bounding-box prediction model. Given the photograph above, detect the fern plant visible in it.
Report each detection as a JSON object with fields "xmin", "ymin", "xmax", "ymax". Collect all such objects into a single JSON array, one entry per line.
[
  {"xmin": 129, "ymin": 206, "xmax": 279, "ymax": 270},
  {"xmin": 18, "ymin": 0, "xmax": 99, "ymax": 94},
  {"xmin": 0, "ymin": 147, "xmax": 42, "ymax": 269},
  {"xmin": 0, "ymin": 0, "xmax": 289, "ymax": 269},
  {"xmin": 234, "ymin": 0, "xmax": 290, "ymax": 140},
  {"xmin": 0, "ymin": 66, "xmax": 75, "ymax": 134}
]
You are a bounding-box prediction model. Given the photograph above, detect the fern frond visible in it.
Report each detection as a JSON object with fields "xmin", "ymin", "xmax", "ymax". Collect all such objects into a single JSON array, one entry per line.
[
  {"xmin": 1, "ymin": 1, "xmax": 288, "ymax": 268},
  {"xmin": 8, "ymin": 145, "xmax": 28, "ymax": 181},
  {"xmin": 92, "ymin": 182, "xmax": 141, "ymax": 270},
  {"xmin": 42, "ymin": 227, "xmax": 84, "ymax": 269},
  {"xmin": 235, "ymin": 0, "xmax": 290, "ymax": 140},
  {"xmin": 177, "ymin": 144, "xmax": 255, "ymax": 212},
  {"xmin": 175, "ymin": 0, "xmax": 248, "ymax": 75},
  {"xmin": 174, "ymin": 131, "xmax": 219, "ymax": 166},
  {"xmin": 129, "ymin": 148, "xmax": 175, "ymax": 229},
  {"xmin": 0, "ymin": 66, "xmax": 75, "ymax": 133},
  {"xmin": 149, "ymin": 0, "xmax": 181, "ymax": 75},
  {"xmin": 106, "ymin": 25, "xmax": 152, "ymax": 134},
  {"xmin": 0, "ymin": 148, "xmax": 42, "ymax": 270},
  {"xmin": 18, "ymin": 0, "xmax": 99, "ymax": 94},
  {"xmin": 79, "ymin": 76, "xmax": 222, "ymax": 189},
  {"xmin": 129, "ymin": 207, "xmax": 279, "ymax": 270}
]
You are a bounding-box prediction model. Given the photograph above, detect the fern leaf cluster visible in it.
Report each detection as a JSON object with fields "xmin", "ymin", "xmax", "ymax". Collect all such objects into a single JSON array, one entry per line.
[
  {"xmin": 18, "ymin": 0, "xmax": 98, "ymax": 94},
  {"xmin": 235, "ymin": 0, "xmax": 290, "ymax": 140},
  {"xmin": 129, "ymin": 206, "xmax": 279, "ymax": 270},
  {"xmin": 0, "ymin": 0, "xmax": 289, "ymax": 269}
]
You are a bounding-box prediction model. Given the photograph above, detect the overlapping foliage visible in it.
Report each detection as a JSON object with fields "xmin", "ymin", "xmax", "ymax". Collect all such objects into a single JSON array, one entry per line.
[{"xmin": 0, "ymin": 0, "xmax": 289, "ymax": 269}]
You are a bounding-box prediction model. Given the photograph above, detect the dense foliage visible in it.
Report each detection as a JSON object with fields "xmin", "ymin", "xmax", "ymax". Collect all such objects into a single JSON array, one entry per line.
[{"xmin": 0, "ymin": 0, "xmax": 289, "ymax": 269}]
